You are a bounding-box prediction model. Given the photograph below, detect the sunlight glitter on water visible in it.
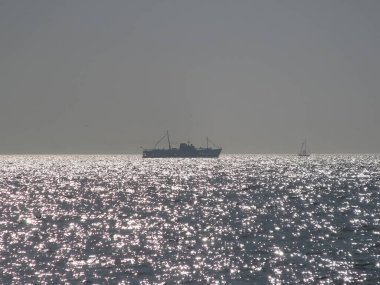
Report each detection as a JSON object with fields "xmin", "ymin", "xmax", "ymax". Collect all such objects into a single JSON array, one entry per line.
[{"xmin": 1, "ymin": 154, "xmax": 380, "ymax": 283}]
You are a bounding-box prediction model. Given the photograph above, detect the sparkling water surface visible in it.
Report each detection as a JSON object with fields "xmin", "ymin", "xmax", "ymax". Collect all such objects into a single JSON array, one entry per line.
[{"xmin": 1, "ymin": 155, "xmax": 380, "ymax": 284}]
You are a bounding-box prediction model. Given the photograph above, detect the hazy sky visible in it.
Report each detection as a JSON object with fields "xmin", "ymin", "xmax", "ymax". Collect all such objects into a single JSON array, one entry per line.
[{"xmin": 1, "ymin": 0, "xmax": 380, "ymax": 154}]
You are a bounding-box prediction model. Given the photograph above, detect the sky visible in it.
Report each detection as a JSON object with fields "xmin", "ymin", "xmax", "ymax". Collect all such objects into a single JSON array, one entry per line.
[{"xmin": 1, "ymin": 0, "xmax": 380, "ymax": 154}]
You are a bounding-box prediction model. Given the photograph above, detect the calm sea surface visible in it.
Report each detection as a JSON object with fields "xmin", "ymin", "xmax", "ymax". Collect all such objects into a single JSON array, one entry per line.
[{"xmin": 1, "ymin": 155, "xmax": 380, "ymax": 284}]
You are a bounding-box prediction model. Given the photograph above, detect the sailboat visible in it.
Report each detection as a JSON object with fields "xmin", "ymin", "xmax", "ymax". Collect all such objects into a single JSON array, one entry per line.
[{"xmin": 298, "ymin": 139, "xmax": 310, "ymax": 157}]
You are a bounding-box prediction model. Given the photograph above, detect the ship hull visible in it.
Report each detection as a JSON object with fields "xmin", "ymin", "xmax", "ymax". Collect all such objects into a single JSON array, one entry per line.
[{"xmin": 143, "ymin": 148, "xmax": 221, "ymax": 158}]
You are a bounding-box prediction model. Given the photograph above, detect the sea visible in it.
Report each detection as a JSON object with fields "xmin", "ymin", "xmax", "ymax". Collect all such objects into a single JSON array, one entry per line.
[{"xmin": 1, "ymin": 154, "xmax": 380, "ymax": 284}]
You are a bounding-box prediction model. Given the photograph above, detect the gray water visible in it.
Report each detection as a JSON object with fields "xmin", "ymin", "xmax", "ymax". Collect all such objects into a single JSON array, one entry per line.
[{"xmin": 1, "ymin": 155, "xmax": 380, "ymax": 284}]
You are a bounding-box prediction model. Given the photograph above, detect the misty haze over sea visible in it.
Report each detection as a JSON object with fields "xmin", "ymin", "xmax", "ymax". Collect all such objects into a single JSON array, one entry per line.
[{"xmin": 1, "ymin": 1, "xmax": 380, "ymax": 154}]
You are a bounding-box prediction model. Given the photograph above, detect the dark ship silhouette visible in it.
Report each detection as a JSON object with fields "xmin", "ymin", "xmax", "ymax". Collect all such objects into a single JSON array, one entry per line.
[{"xmin": 143, "ymin": 131, "xmax": 222, "ymax": 158}]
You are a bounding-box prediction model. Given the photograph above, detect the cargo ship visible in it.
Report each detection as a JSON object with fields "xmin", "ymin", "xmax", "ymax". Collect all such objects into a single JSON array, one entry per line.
[{"xmin": 142, "ymin": 131, "xmax": 222, "ymax": 158}]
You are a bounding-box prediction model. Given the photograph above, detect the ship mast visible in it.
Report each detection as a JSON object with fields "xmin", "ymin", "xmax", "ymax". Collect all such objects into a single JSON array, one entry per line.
[
  {"xmin": 207, "ymin": 137, "xmax": 209, "ymax": 149},
  {"xmin": 154, "ymin": 131, "xmax": 171, "ymax": 149}
]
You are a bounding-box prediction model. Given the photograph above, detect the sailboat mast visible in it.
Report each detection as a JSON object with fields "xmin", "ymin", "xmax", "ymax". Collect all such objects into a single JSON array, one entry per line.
[
  {"xmin": 207, "ymin": 137, "xmax": 209, "ymax": 149},
  {"xmin": 167, "ymin": 130, "xmax": 171, "ymax": 150},
  {"xmin": 304, "ymin": 138, "xmax": 307, "ymax": 154}
]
